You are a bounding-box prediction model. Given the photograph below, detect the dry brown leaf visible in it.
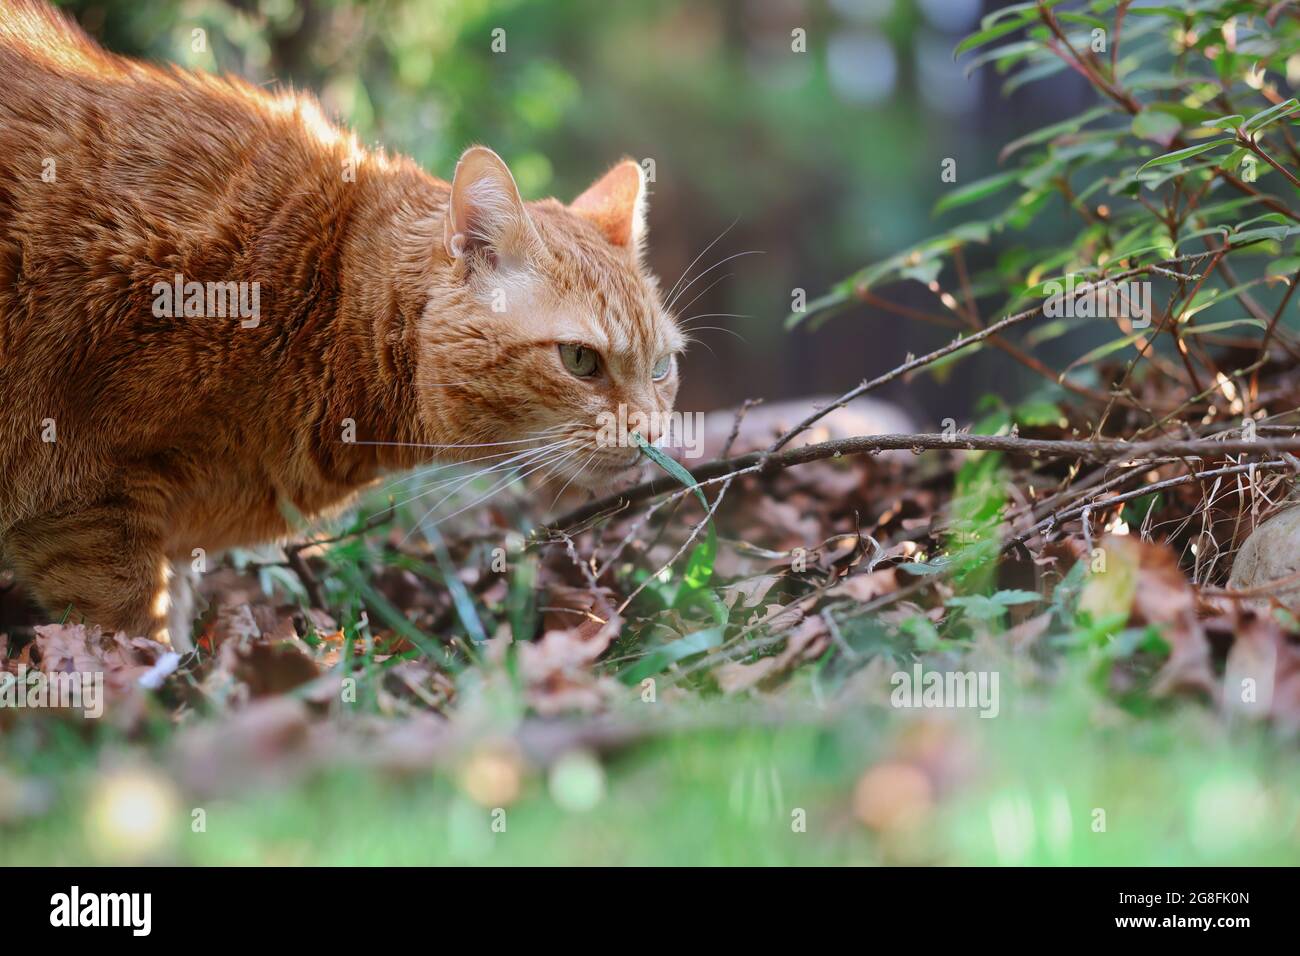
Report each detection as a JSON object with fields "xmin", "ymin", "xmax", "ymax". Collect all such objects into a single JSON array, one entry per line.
[
  {"xmin": 1207, "ymin": 600, "xmax": 1300, "ymax": 733},
  {"xmin": 720, "ymin": 573, "xmax": 783, "ymax": 610},
  {"xmin": 521, "ymin": 582, "xmax": 623, "ymax": 716},
  {"xmin": 828, "ymin": 568, "xmax": 898, "ymax": 604},
  {"xmin": 27, "ymin": 624, "xmax": 171, "ymax": 721},
  {"xmin": 221, "ymin": 639, "xmax": 320, "ymax": 698}
]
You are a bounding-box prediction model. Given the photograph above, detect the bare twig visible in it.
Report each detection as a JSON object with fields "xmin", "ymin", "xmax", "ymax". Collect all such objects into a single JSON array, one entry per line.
[
  {"xmin": 720, "ymin": 398, "xmax": 763, "ymax": 459},
  {"xmin": 1006, "ymin": 458, "xmax": 1295, "ymax": 550},
  {"xmin": 773, "ymin": 262, "xmax": 1184, "ymax": 455},
  {"xmin": 283, "ymin": 504, "xmax": 397, "ymax": 609},
  {"xmin": 546, "ymin": 431, "xmax": 1300, "ymax": 534}
]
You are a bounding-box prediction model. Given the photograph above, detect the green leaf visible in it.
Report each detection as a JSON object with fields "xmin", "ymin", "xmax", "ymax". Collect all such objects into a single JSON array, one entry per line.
[
  {"xmin": 1056, "ymin": 11, "xmax": 1108, "ymax": 30},
  {"xmin": 1218, "ymin": 146, "xmax": 1248, "ymax": 172},
  {"xmin": 979, "ymin": 1, "xmax": 1048, "ymax": 29},
  {"xmin": 947, "ymin": 589, "xmax": 1041, "ymax": 621},
  {"xmin": 1131, "ymin": 109, "xmax": 1182, "ymax": 145},
  {"xmin": 934, "ymin": 169, "xmax": 1022, "ymax": 216},
  {"xmin": 1231, "ymin": 224, "xmax": 1300, "ymax": 246},
  {"xmin": 784, "ymin": 289, "xmax": 849, "ymax": 329},
  {"xmin": 340, "ymin": 566, "xmax": 449, "ymax": 666},
  {"xmin": 899, "ymin": 259, "xmax": 943, "ymax": 285},
  {"xmin": 962, "ymin": 39, "xmax": 1041, "ymax": 79},
  {"xmin": 1204, "ymin": 114, "xmax": 1244, "ymax": 130},
  {"xmin": 1127, "ymin": 5, "xmax": 1199, "ymax": 16},
  {"xmin": 898, "ymin": 558, "xmax": 956, "ymax": 577},
  {"xmin": 632, "ymin": 432, "xmax": 703, "ymax": 509},
  {"xmin": 619, "ymin": 627, "xmax": 724, "ymax": 684},
  {"xmin": 954, "ymin": 17, "xmax": 1032, "ymax": 58},
  {"xmin": 1181, "ymin": 318, "xmax": 1266, "ymax": 336},
  {"xmin": 1013, "ymin": 399, "xmax": 1064, "ymax": 427},
  {"xmin": 419, "ymin": 520, "xmax": 488, "ymax": 644},
  {"xmin": 1146, "ymin": 102, "xmax": 1220, "ymax": 125},
  {"xmin": 999, "ymin": 105, "xmax": 1111, "ymax": 162},
  {"xmin": 1136, "ymin": 138, "xmax": 1235, "ymax": 172},
  {"xmin": 507, "ymin": 551, "xmax": 538, "ymax": 644},
  {"xmin": 1243, "ymin": 98, "xmax": 1300, "ymax": 133},
  {"xmin": 1067, "ymin": 331, "xmax": 1147, "ymax": 369},
  {"xmin": 632, "ymin": 432, "xmax": 717, "ymax": 601},
  {"xmin": 1003, "ymin": 56, "xmax": 1069, "ymax": 95}
]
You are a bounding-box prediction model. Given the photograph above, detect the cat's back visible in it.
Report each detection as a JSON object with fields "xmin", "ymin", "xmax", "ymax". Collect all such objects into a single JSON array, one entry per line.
[
  {"xmin": 0, "ymin": 0, "xmax": 289, "ymax": 234},
  {"xmin": 0, "ymin": 0, "xmax": 98, "ymax": 61},
  {"xmin": 0, "ymin": 0, "xmax": 329, "ymax": 528},
  {"xmin": 0, "ymin": 0, "xmax": 124, "ymax": 136}
]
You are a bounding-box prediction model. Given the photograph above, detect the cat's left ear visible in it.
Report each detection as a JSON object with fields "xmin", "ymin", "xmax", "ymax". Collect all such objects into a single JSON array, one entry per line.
[
  {"xmin": 444, "ymin": 145, "xmax": 541, "ymax": 268},
  {"xmin": 570, "ymin": 160, "xmax": 647, "ymax": 252}
]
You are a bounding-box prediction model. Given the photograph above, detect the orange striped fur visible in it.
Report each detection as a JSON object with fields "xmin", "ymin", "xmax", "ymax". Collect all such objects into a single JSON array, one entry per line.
[{"xmin": 0, "ymin": 0, "xmax": 681, "ymax": 646}]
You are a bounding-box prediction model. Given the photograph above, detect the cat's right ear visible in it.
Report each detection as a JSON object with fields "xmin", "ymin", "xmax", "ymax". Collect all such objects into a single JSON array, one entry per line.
[{"xmin": 443, "ymin": 146, "xmax": 539, "ymax": 269}]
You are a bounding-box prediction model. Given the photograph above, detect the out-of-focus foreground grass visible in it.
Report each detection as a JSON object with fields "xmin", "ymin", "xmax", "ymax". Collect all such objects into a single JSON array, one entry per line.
[{"xmin": 4, "ymin": 681, "xmax": 1296, "ymax": 866}]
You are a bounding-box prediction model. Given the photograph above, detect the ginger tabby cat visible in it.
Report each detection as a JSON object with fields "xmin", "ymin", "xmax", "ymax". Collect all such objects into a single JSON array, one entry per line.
[{"xmin": 0, "ymin": 0, "xmax": 682, "ymax": 649}]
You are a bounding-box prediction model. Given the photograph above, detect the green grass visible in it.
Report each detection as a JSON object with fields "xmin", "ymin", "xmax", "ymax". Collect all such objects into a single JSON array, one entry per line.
[{"xmin": 4, "ymin": 678, "xmax": 1297, "ymax": 866}]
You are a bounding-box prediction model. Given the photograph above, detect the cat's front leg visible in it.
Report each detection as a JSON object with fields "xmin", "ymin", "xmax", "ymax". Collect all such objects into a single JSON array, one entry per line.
[
  {"xmin": 163, "ymin": 559, "xmax": 199, "ymax": 652},
  {"xmin": 3, "ymin": 498, "xmax": 179, "ymax": 647}
]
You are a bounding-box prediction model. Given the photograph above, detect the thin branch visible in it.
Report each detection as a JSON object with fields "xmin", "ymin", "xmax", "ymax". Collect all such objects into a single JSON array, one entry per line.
[
  {"xmin": 775, "ymin": 258, "xmax": 1207, "ymax": 455},
  {"xmin": 1239, "ymin": 133, "xmax": 1300, "ymax": 192},
  {"xmin": 546, "ymin": 431, "xmax": 1300, "ymax": 535},
  {"xmin": 1006, "ymin": 458, "xmax": 1296, "ymax": 550}
]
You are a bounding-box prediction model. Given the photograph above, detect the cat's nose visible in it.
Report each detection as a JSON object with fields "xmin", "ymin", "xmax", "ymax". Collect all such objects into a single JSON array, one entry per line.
[{"xmin": 640, "ymin": 416, "xmax": 663, "ymax": 445}]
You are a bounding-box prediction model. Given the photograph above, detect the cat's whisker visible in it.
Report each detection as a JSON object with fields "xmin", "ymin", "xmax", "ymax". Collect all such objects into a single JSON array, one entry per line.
[
  {"xmin": 352, "ymin": 439, "xmax": 538, "ymax": 450},
  {"xmin": 432, "ymin": 447, "xmax": 586, "ymax": 526},
  {"xmin": 350, "ymin": 430, "xmax": 568, "ymax": 451},
  {"xmin": 670, "ymin": 272, "xmax": 734, "ymax": 324},
  {"xmin": 392, "ymin": 445, "xmax": 559, "ymax": 505},
  {"xmin": 679, "ymin": 326, "xmax": 749, "ymax": 343},
  {"xmin": 379, "ymin": 429, "xmax": 573, "ymax": 492},
  {"xmin": 662, "ymin": 218, "xmax": 738, "ymax": 310},
  {"xmin": 402, "ymin": 444, "xmax": 583, "ymax": 541},
  {"xmin": 385, "ymin": 426, "xmax": 572, "ymax": 481},
  {"xmin": 548, "ymin": 449, "xmax": 603, "ymax": 510},
  {"xmin": 391, "ymin": 440, "xmax": 578, "ymax": 510},
  {"xmin": 684, "ymin": 337, "xmax": 717, "ymax": 358},
  {"xmin": 679, "ymin": 312, "xmax": 749, "ymax": 327},
  {"xmin": 380, "ymin": 437, "xmax": 572, "ymax": 496},
  {"xmin": 665, "ymin": 250, "xmax": 765, "ymax": 314},
  {"xmin": 405, "ymin": 438, "xmax": 581, "ymax": 504},
  {"xmin": 534, "ymin": 440, "xmax": 595, "ymax": 490},
  {"xmin": 353, "ymin": 426, "xmax": 576, "ymax": 491}
]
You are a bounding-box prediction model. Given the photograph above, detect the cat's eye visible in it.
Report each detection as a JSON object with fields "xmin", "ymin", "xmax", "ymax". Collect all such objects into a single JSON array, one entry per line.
[
  {"xmin": 651, "ymin": 355, "xmax": 674, "ymax": 381},
  {"xmin": 559, "ymin": 343, "xmax": 600, "ymax": 378}
]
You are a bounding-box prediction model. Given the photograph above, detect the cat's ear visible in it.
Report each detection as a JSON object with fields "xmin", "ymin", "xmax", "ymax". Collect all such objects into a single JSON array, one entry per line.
[
  {"xmin": 570, "ymin": 159, "xmax": 647, "ymax": 252},
  {"xmin": 443, "ymin": 145, "xmax": 539, "ymax": 268}
]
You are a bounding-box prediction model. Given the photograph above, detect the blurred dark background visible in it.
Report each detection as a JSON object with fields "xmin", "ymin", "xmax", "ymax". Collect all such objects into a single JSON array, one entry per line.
[{"xmin": 56, "ymin": 0, "xmax": 1094, "ymax": 424}]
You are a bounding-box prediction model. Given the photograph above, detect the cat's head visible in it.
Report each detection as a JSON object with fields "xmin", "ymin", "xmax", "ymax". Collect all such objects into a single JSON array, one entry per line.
[{"xmin": 420, "ymin": 146, "xmax": 684, "ymax": 493}]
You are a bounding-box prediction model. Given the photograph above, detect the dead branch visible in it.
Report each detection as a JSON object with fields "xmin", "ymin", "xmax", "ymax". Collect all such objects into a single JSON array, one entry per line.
[{"xmin": 546, "ymin": 431, "xmax": 1300, "ymax": 534}]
